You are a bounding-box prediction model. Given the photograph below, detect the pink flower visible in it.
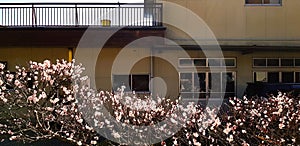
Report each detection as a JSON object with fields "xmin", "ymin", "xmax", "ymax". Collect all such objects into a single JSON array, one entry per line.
[
  {"xmin": 223, "ymin": 124, "xmax": 232, "ymax": 135},
  {"xmin": 279, "ymin": 123, "xmax": 285, "ymax": 129},
  {"xmin": 43, "ymin": 60, "xmax": 51, "ymax": 68},
  {"xmin": 77, "ymin": 141, "xmax": 82, "ymax": 146},
  {"xmin": 9, "ymin": 136, "xmax": 17, "ymax": 141},
  {"xmin": 39, "ymin": 92, "xmax": 47, "ymax": 99},
  {"xmin": 50, "ymin": 98, "xmax": 59, "ymax": 104},
  {"xmin": 0, "ymin": 79, "xmax": 3, "ymax": 86},
  {"xmin": 32, "ymin": 97, "xmax": 39, "ymax": 103},
  {"xmin": 0, "ymin": 63, "xmax": 4, "ymax": 70},
  {"xmin": 46, "ymin": 107, "xmax": 54, "ymax": 112},
  {"xmin": 91, "ymin": 140, "xmax": 97, "ymax": 145}
]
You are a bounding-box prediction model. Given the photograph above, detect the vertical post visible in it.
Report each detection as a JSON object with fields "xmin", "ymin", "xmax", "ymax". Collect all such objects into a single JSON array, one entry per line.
[
  {"xmin": 118, "ymin": 2, "xmax": 121, "ymax": 27},
  {"xmin": 150, "ymin": 46, "xmax": 154, "ymax": 96},
  {"xmin": 32, "ymin": 4, "xmax": 37, "ymax": 27},
  {"xmin": 68, "ymin": 48, "xmax": 73, "ymax": 62},
  {"xmin": 75, "ymin": 4, "xmax": 79, "ymax": 26},
  {"xmin": 160, "ymin": 3, "xmax": 163, "ymax": 26}
]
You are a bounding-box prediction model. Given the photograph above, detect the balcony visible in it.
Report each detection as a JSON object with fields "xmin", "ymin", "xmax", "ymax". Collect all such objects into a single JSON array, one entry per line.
[{"xmin": 0, "ymin": 3, "xmax": 163, "ymax": 27}]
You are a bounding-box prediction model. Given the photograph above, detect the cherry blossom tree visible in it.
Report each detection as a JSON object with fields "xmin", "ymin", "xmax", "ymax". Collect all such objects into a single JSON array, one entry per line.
[
  {"xmin": 0, "ymin": 60, "xmax": 99, "ymax": 145},
  {"xmin": 170, "ymin": 94, "xmax": 300, "ymax": 145},
  {"xmin": 0, "ymin": 60, "xmax": 299, "ymax": 145}
]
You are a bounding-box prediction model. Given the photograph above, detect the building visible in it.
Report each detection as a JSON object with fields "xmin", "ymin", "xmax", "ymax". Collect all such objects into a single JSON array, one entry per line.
[{"xmin": 1, "ymin": 0, "xmax": 300, "ymax": 99}]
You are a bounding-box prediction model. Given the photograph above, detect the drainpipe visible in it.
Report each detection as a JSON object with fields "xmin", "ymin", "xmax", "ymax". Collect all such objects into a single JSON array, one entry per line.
[
  {"xmin": 68, "ymin": 47, "xmax": 73, "ymax": 62},
  {"xmin": 150, "ymin": 46, "xmax": 154, "ymax": 96}
]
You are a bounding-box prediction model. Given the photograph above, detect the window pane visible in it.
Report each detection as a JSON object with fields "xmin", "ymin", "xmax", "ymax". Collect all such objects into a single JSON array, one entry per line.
[
  {"xmin": 267, "ymin": 59, "xmax": 279, "ymax": 66},
  {"xmin": 253, "ymin": 59, "xmax": 266, "ymax": 67},
  {"xmin": 180, "ymin": 73, "xmax": 193, "ymax": 92},
  {"xmin": 194, "ymin": 59, "xmax": 206, "ymax": 67},
  {"xmin": 246, "ymin": 0, "xmax": 263, "ymax": 4},
  {"xmin": 225, "ymin": 59, "xmax": 235, "ymax": 67},
  {"xmin": 281, "ymin": 59, "xmax": 294, "ymax": 66},
  {"xmin": 246, "ymin": 0, "xmax": 281, "ymax": 4},
  {"xmin": 208, "ymin": 59, "xmax": 222, "ymax": 67},
  {"xmin": 266, "ymin": 0, "xmax": 281, "ymax": 4},
  {"xmin": 179, "ymin": 59, "xmax": 193, "ymax": 66},
  {"xmin": 282, "ymin": 72, "xmax": 294, "ymax": 83},
  {"xmin": 194, "ymin": 73, "xmax": 206, "ymax": 92},
  {"xmin": 180, "ymin": 93, "xmax": 194, "ymax": 99},
  {"xmin": 132, "ymin": 75, "xmax": 149, "ymax": 92},
  {"xmin": 222, "ymin": 72, "xmax": 235, "ymax": 93},
  {"xmin": 113, "ymin": 75, "xmax": 131, "ymax": 91},
  {"xmin": 295, "ymin": 59, "xmax": 300, "ymax": 66},
  {"xmin": 296, "ymin": 72, "xmax": 300, "ymax": 83},
  {"xmin": 268, "ymin": 72, "xmax": 279, "ymax": 83},
  {"xmin": 209, "ymin": 73, "xmax": 221, "ymax": 92},
  {"xmin": 254, "ymin": 72, "xmax": 267, "ymax": 82}
]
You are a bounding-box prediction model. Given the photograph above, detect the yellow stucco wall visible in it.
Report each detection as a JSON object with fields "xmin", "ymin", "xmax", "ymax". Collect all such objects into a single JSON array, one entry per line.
[
  {"xmin": 0, "ymin": 47, "xmax": 69, "ymax": 71},
  {"xmin": 160, "ymin": 0, "xmax": 300, "ymax": 46},
  {"xmin": 95, "ymin": 47, "xmax": 151, "ymax": 91}
]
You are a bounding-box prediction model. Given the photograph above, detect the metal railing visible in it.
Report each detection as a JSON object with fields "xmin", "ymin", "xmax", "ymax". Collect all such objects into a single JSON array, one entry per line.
[{"xmin": 0, "ymin": 3, "xmax": 163, "ymax": 27}]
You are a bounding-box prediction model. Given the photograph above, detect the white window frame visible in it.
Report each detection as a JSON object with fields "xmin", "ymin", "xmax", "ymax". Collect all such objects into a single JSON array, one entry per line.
[
  {"xmin": 253, "ymin": 58, "xmax": 300, "ymax": 68},
  {"xmin": 179, "ymin": 71, "xmax": 236, "ymax": 99},
  {"xmin": 178, "ymin": 58, "xmax": 236, "ymax": 68}
]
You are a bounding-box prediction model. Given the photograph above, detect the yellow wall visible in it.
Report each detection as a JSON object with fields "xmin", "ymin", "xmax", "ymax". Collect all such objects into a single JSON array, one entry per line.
[
  {"xmin": 160, "ymin": 0, "xmax": 300, "ymax": 46},
  {"xmin": 0, "ymin": 47, "xmax": 69, "ymax": 71},
  {"xmin": 95, "ymin": 47, "xmax": 151, "ymax": 91}
]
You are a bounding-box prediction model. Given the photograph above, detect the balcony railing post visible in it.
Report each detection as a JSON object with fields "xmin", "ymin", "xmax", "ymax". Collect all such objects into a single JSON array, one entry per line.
[
  {"xmin": 75, "ymin": 4, "xmax": 79, "ymax": 26},
  {"xmin": 118, "ymin": 2, "xmax": 120, "ymax": 27},
  {"xmin": 160, "ymin": 3, "xmax": 163, "ymax": 26},
  {"xmin": 31, "ymin": 4, "xmax": 37, "ymax": 27}
]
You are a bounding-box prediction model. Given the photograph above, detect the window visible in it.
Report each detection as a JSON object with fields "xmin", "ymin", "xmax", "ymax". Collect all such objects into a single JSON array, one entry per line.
[
  {"xmin": 225, "ymin": 59, "xmax": 236, "ymax": 67},
  {"xmin": 194, "ymin": 59, "xmax": 206, "ymax": 67},
  {"xmin": 132, "ymin": 75, "xmax": 150, "ymax": 92},
  {"xmin": 245, "ymin": 0, "xmax": 281, "ymax": 5},
  {"xmin": 254, "ymin": 72, "xmax": 267, "ymax": 82},
  {"xmin": 113, "ymin": 74, "xmax": 150, "ymax": 92},
  {"xmin": 267, "ymin": 59, "xmax": 279, "ymax": 67},
  {"xmin": 253, "ymin": 58, "xmax": 300, "ymax": 67},
  {"xmin": 180, "ymin": 72, "xmax": 235, "ymax": 99},
  {"xmin": 208, "ymin": 59, "xmax": 222, "ymax": 67},
  {"xmin": 254, "ymin": 71, "xmax": 300, "ymax": 83},
  {"xmin": 180, "ymin": 73, "xmax": 193, "ymax": 92},
  {"xmin": 179, "ymin": 59, "xmax": 193, "ymax": 67},
  {"xmin": 209, "ymin": 73, "xmax": 221, "ymax": 92},
  {"xmin": 282, "ymin": 72, "xmax": 294, "ymax": 83},
  {"xmin": 295, "ymin": 59, "xmax": 300, "ymax": 66},
  {"xmin": 281, "ymin": 59, "xmax": 294, "ymax": 67},
  {"xmin": 296, "ymin": 72, "xmax": 300, "ymax": 83},
  {"xmin": 253, "ymin": 59, "xmax": 266, "ymax": 67},
  {"xmin": 194, "ymin": 73, "xmax": 206, "ymax": 92},
  {"xmin": 179, "ymin": 58, "xmax": 235, "ymax": 67},
  {"xmin": 268, "ymin": 72, "xmax": 279, "ymax": 83}
]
